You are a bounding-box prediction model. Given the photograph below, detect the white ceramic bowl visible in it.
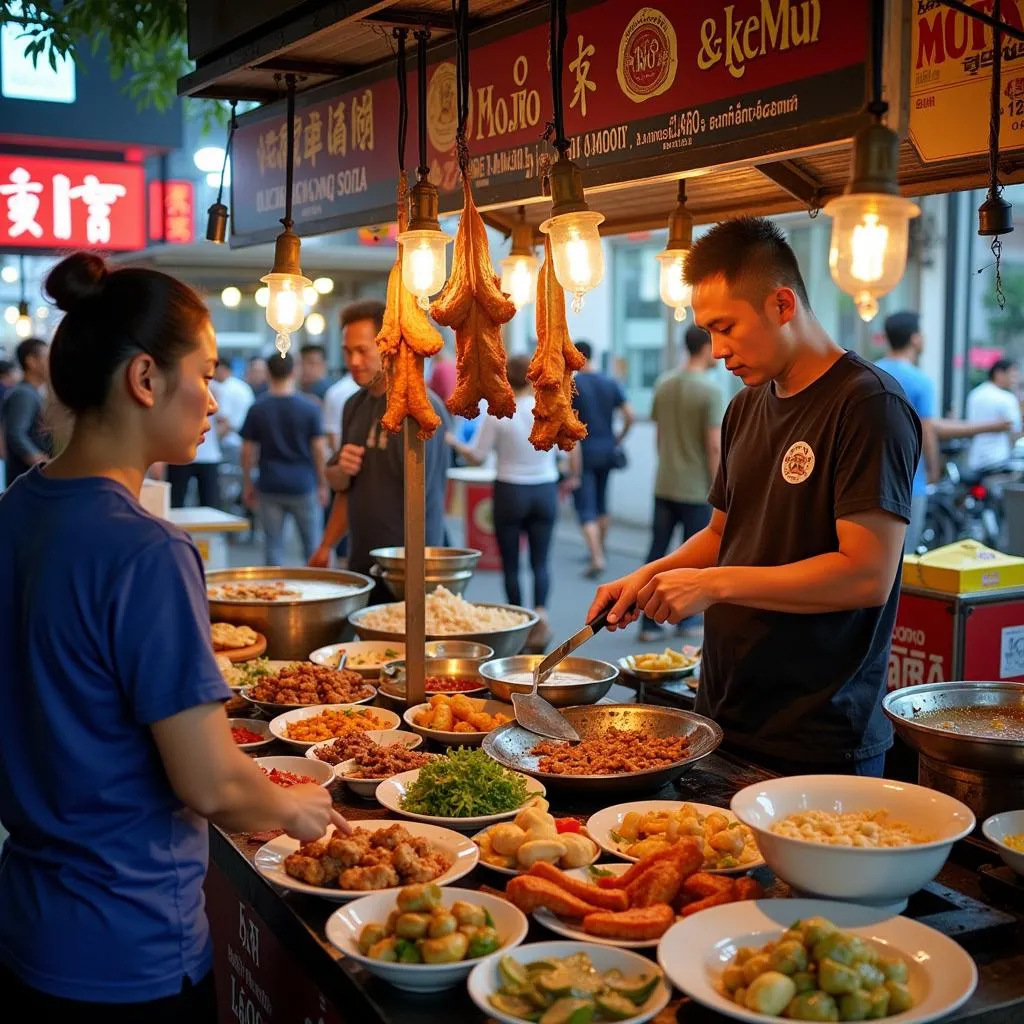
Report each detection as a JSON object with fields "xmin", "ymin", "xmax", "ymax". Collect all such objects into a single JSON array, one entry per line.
[
  {"xmin": 308, "ymin": 640, "xmax": 406, "ymax": 678},
  {"xmin": 334, "ymin": 754, "xmax": 440, "ymax": 798},
  {"xmin": 468, "ymin": 941, "xmax": 670, "ymax": 1024},
  {"xmin": 226, "ymin": 717, "xmax": 274, "ymax": 752},
  {"xmin": 304, "ymin": 729, "xmax": 423, "ymax": 765},
  {"xmin": 731, "ymin": 775, "xmax": 975, "ymax": 905},
  {"xmin": 325, "ymin": 887, "xmax": 528, "ymax": 992},
  {"xmin": 268, "ymin": 704, "xmax": 401, "ymax": 749},
  {"xmin": 253, "ymin": 755, "xmax": 334, "ymax": 788},
  {"xmin": 982, "ymin": 809, "xmax": 1024, "ymax": 876},
  {"xmin": 403, "ymin": 698, "xmax": 513, "ymax": 747}
]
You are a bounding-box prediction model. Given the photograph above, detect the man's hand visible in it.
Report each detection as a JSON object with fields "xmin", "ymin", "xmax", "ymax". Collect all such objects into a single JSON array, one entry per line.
[
  {"xmin": 308, "ymin": 546, "xmax": 331, "ymax": 569},
  {"xmin": 586, "ymin": 566, "xmax": 655, "ymax": 630},
  {"xmin": 243, "ymin": 486, "xmax": 258, "ymax": 509},
  {"xmin": 338, "ymin": 444, "xmax": 365, "ymax": 477},
  {"xmin": 283, "ymin": 784, "xmax": 351, "ymax": 842},
  {"xmin": 636, "ymin": 569, "xmax": 712, "ymax": 625}
]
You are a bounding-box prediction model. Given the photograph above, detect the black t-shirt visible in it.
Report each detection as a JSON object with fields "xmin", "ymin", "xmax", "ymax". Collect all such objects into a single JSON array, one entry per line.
[
  {"xmin": 694, "ymin": 352, "xmax": 921, "ymax": 764},
  {"xmin": 341, "ymin": 388, "xmax": 452, "ymax": 583}
]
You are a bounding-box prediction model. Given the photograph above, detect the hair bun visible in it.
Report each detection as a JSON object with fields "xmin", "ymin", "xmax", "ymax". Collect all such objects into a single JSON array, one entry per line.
[{"xmin": 45, "ymin": 251, "xmax": 108, "ymax": 314}]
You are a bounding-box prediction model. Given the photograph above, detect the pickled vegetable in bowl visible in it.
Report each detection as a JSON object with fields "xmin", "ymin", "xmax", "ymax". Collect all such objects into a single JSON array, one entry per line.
[{"xmin": 719, "ymin": 916, "xmax": 913, "ymax": 1019}]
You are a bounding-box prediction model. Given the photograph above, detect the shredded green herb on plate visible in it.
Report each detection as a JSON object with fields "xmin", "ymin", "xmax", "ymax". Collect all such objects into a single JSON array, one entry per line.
[{"xmin": 400, "ymin": 747, "xmax": 531, "ymax": 818}]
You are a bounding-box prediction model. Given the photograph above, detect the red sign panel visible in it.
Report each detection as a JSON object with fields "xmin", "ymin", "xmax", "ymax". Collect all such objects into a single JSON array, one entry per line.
[
  {"xmin": 0, "ymin": 154, "xmax": 145, "ymax": 252},
  {"xmin": 963, "ymin": 596, "xmax": 1024, "ymax": 682},
  {"xmin": 206, "ymin": 861, "xmax": 344, "ymax": 1024},
  {"xmin": 231, "ymin": 0, "xmax": 868, "ymax": 244},
  {"xmin": 148, "ymin": 179, "xmax": 195, "ymax": 244},
  {"xmin": 889, "ymin": 592, "xmax": 955, "ymax": 690}
]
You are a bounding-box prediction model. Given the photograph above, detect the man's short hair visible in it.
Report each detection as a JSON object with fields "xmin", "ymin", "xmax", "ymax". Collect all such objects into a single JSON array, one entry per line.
[
  {"xmin": 990, "ymin": 358, "xmax": 1018, "ymax": 381},
  {"xmin": 684, "ymin": 325, "xmax": 711, "ymax": 357},
  {"xmin": 575, "ymin": 340, "xmax": 593, "ymax": 361},
  {"xmin": 684, "ymin": 216, "xmax": 811, "ymax": 309},
  {"xmin": 299, "ymin": 343, "xmax": 326, "ymax": 360},
  {"xmin": 0, "ymin": 359, "xmax": 12, "ymax": 377},
  {"xmin": 341, "ymin": 299, "xmax": 385, "ymax": 334},
  {"xmin": 884, "ymin": 311, "xmax": 920, "ymax": 352},
  {"xmin": 267, "ymin": 352, "xmax": 295, "ymax": 380},
  {"xmin": 15, "ymin": 338, "xmax": 45, "ymax": 371}
]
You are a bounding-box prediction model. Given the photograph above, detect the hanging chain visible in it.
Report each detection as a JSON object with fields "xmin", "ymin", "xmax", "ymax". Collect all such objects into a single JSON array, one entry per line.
[
  {"xmin": 394, "ymin": 29, "xmax": 409, "ymax": 174},
  {"xmin": 543, "ymin": 0, "xmax": 570, "ymax": 159},
  {"xmin": 414, "ymin": 30, "xmax": 431, "ymax": 178},
  {"xmin": 452, "ymin": 0, "xmax": 471, "ymax": 175}
]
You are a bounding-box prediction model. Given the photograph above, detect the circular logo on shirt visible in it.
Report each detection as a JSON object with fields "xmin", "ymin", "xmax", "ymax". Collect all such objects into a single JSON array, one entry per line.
[{"xmin": 781, "ymin": 441, "xmax": 816, "ymax": 484}]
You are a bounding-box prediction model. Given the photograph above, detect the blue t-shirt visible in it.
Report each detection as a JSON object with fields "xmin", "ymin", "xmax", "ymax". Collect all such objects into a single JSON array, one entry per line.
[
  {"xmin": 875, "ymin": 357, "xmax": 934, "ymax": 497},
  {"xmin": 241, "ymin": 392, "xmax": 322, "ymax": 495},
  {"xmin": 572, "ymin": 371, "xmax": 626, "ymax": 459},
  {"xmin": 0, "ymin": 469, "xmax": 230, "ymax": 1001}
]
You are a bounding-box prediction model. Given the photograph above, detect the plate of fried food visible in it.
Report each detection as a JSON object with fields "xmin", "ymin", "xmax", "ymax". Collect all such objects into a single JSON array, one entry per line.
[
  {"xmin": 335, "ymin": 746, "xmax": 440, "ymax": 798},
  {"xmin": 504, "ymin": 837, "xmax": 764, "ymax": 950},
  {"xmin": 618, "ymin": 646, "xmax": 700, "ymax": 683},
  {"xmin": 306, "ymin": 730, "xmax": 423, "ymax": 766},
  {"xmin": 211, "ymin": 622, "xmax": 267, "ymax": 663},
  {"xmin": 474, "ymin": 801, "xmax": 600, "ymax": 876},
  {"xmin": 239, "ymin": 661, "xmax": 376, "ymax": 714},
  {"xmin": 404, "ymin": 695, "xmax": 514, "ymax": 746},
  {"xmin": 587, "ymin": 800, "xmax": 764, "ymax": 874},
  {"xmin": 269, "ymin": 704, "xmax": 401, "ymax": 749},
  {"xmin": 254, "ymin": 820, "xmax": 479, "ymax": 902}
]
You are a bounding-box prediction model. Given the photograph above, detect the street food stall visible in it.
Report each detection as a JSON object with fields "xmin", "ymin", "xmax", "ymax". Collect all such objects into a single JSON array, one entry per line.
[{"xmin": 182, "ymin": 1, "xmax": 1024, "ymax": 1022}]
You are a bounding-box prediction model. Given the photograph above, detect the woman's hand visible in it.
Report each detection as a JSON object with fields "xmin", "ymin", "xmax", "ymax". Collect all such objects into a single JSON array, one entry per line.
[
  {"xmin": 636, "ymin": 569, "xmax": 712, "ymax": 625},
  {"xmin": 586, "ymin": 565, "xmax": 655, "ymax": 629},
  {"xmin": 308, "ymin": 545, "xmax": 331, "ymax": 569},
  {"xmin": 283, "ymin": 784, "xmax": 352, "ymax": 842}
]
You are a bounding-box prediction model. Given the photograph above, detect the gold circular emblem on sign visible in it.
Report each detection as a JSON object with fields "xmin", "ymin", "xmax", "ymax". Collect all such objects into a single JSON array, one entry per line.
[
  {"xmin": 427, "ymin": 62, "xmax": 472, "ymax": 154},
  {"xmin": 617, "ymin": 7, "xmax": 678, "ymax": 104}
]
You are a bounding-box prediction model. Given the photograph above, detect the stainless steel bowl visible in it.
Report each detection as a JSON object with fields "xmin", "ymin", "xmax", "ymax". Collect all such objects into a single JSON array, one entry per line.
[
  {"xmin": 425, "ymin": 640, "xmax": 494, "ymax": 661},
  {"xmin": 207, "ymin": 567, "xmax": 373, "ymax": 661},
  {"xmin": 482, "ymin": 704, "xmax": 723, "ymax": 794},
  {"xmin": 883, "ymin": 681, "xmax": 1024, "ymax": 772},
  {"xmin": 370, "ymin": 546, "xmax": 482, "ymax": 573},
  {"xmin": 480, "ymin": 655, "xmax": 618, "ymax": 707},
  {"xmin": 377, "ymin": 658, "xmax": 489, "ymax": 709},
  {"xmin": 349, "ymin": 602, "xmax": 538, "ymax": 659},
  {"xmin": 370, "ymin": 565, "xmax": 473, "ymax": 600}
]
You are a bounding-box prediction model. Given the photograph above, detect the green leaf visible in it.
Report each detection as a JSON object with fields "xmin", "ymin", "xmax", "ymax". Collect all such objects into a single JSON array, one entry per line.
[{"xmin": 586, "ymin": 865, "xmax": 615, "ymax": 879}]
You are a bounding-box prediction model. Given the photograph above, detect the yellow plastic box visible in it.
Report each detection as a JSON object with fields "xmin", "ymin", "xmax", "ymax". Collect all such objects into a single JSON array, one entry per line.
[{"xmin": 902, "ymin": 540, "xmax": 1024, "ymax": 595}]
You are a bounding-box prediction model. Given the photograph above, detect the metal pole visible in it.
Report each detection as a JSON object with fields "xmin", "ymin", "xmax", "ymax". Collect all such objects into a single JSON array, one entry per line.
[{"xmin": 403, "ymin": 415, "xmax": 426, "ymax": 706}]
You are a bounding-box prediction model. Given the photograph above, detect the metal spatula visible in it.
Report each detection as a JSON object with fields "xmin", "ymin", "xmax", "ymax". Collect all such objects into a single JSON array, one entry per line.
[{"xmin": 512, "ymin": 606, "xmax": 620, "ymax": 741}]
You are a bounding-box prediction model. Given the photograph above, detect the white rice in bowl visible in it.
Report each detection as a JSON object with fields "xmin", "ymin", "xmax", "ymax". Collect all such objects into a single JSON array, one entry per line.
[{"xmin": 358, "ymin": 586, "xmax": 528, "ymax": 634}]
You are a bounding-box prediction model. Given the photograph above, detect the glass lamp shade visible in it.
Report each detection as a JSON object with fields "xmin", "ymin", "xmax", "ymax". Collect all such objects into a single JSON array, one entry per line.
[
  {"xmin": 657, "ymin": 248, "xmax": 693, "ymax": 322},
  {"xmin": 397, "ymin": 228, "xmax": 453, "ymax": 309},
  {"xmin": 499, "ymin": 252, "xmax": 540, "ymax": 309},
  {"xmin": 539, "ymin": 210, "xmax": 605, "ymax": 312},
  {"xmin": 824, "ymin": 192, "xmax": 920, "ymax": 322},
  {"xmin": 260, "ymin": 271, "xmax": 312, "ymax": 355}
]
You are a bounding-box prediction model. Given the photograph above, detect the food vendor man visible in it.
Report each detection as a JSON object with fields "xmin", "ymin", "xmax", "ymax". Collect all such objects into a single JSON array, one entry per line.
[{"xmin": 590, "ymin": 218, "xmax": 921, "ymax": 777}]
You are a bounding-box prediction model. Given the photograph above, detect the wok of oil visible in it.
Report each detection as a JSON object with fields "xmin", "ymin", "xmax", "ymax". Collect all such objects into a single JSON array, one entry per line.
[{"xmin": 914, "ymin": 705, "xmax": 1024, "ymax": 741}]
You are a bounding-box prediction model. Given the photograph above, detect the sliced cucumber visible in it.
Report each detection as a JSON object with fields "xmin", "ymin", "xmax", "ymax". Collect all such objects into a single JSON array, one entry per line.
[
  {"xmin": 500, "ymin": 956, "xmax": 530, "ymax": 993},
  {"xmin": 594, "ymin": 992, "xmax": 636, "ymax": 1020},
  {"xmin": 490, "ymin": 992, "xmax": 542, "ymax": 1021},
  {"xmin": 605, "ymin": 973, "xmax": 660, "ymax": 1006},
  {"xmin": 539, "ymin": 997, "xmax": 596, "ymax": 1024}
]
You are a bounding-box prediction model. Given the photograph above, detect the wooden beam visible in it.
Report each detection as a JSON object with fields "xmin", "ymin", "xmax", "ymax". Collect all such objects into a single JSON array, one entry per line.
[
  {"xmin": 755, "ymin": 160, "xmax": 825, "ymax": 210},
  {"xmin": 254, "ymin": 58, "xmax": 360, "ymax": 78}
]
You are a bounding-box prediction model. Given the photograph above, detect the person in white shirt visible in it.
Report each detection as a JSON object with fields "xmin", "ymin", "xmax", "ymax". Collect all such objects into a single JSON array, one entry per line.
[
  {"xmin": 211, "ymin": 361, "xmax": 254, "ymax": 462},
  {"xmin": 966, "ymin": 359, "xmax": 1021, "ymax": 473},
  {"xmin": 448, "ymin": 354, "xmax": 558, "ymax": 652}
]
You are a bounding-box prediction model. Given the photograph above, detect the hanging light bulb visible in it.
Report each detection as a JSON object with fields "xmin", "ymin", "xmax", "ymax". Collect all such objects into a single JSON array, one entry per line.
[
  {"xmin": 3, "ymin": 305, "xmax": 17, "ymax": 325},
  {"xmin": 303, "ymin": 285, "xmax": 318, "ymax": 306},
  {"xmin": 15, "ymin": 300, "xmax": 32, "ymax": 339},
  {"xmin": 305, "ymin": 312, "xmax": 327, "ymax": 336},
  {"xmin": 397, "ymin": 30, "xmax": 453, "ymax": 309},
  {"xmin": 313, "ymin": 276, "xmax": 334, "ymax": 295},
  {"xmin": 259, "ymin": 76, "xmax": 311, "ymax": 355},
  {"xmin": 255, "ymin": 286, "xmax": 270, "ymax": 308},
  {"xmin": 499, "ymin": 208, "xmax": 540, "ymax": 310},
  {"xmin": 0, "ymin": 264, "xmax": 17, "ymax": 284},
  {"xmin": 539, "ymin": 158, "xmax": 604, "ymax": 313},
  {"xmin": 221, "ymin": 286, "xmax": 241, "ymax": 308},
  {"xmin": 656, "ymin": 180, "xmax": 694, "ymax": 323}
]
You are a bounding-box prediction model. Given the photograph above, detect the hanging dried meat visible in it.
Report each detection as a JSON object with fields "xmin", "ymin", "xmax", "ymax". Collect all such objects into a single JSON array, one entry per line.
[
  {"xmin": 431, "ymin": 176, "xmax": 517, "ymax": 420},
  {"xmin": 377, "ymin": 177, "xmax": 444, "ymax": 439},
  {"xmin": 528, "ymin": 236, "xmax": 587, "ymax": 452}
]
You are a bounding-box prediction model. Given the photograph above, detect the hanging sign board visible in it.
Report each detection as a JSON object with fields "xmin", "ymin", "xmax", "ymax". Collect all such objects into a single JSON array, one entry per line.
[
  {"xmin": 909, "ymin": 0, "xmax": 1024, "ymax": 162},
  {"xmin": 230, "ymin": 0, "xmax": 869, "ymax": 246}
]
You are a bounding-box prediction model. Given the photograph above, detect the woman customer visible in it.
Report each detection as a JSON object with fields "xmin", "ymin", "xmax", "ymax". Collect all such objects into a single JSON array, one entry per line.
[
  {"xmin": 0, "ymin": 252, "xmax": 347, "ymax": 1020},
  {"xmin": 448, "ymin": 354, "xmax": 558, "ymax": 652}
]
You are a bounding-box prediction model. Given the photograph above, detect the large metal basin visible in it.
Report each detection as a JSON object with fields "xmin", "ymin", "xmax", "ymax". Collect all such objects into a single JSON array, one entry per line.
[
  {"xmin": 482, "ymin": 704, "xmax": 723, "ymax": 794},
  {"xmin": 883, "ymin": 681, "xmax": 1024, "ymax": 772},
  {"xmin": 348, "ymin": 601, "xmax": 537, "ymax": 659},
  {"xmin": 207, "ymin": 567, "xmax": 373, "ymax": 661},
  {"xmin": 480, "ymin": 655, "xmax": 618, "ymax": 707}
]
